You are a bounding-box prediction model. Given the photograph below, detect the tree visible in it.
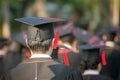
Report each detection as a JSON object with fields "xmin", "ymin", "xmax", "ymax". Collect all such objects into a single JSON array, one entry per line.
[
  {"xmin": 1, "ymin": 0, "xmax": 10, "ymax": 38},
  {"xmin": 112, "ymin": 0, "xmax": 119, "ymax": 26}
]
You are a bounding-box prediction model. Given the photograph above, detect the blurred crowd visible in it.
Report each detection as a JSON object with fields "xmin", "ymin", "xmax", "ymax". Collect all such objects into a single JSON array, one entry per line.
[{"xmin": 0, "ymin": 17, "xmax": 120, "ymax": 80}]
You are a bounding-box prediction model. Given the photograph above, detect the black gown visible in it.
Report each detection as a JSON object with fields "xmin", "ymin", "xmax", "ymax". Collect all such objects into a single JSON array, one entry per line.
[
  {"xmin": 0, "ymin": 52, "xmax": 6, "ymax": 77},
  {"xmin": 108, "ymin": 49, "xmax": 120, "ymax": 80},
  {"xmin": 3, "ymin": 51, "xmax": 22, "ymax": 72},
  {"xmin": 0, "ymin": 57, "xmax": 83, "ymax": 80},
  {"xmin": 57, "ymin": 46, "xmax": 81, "ymax": 70},
  {"xmin": 0, "ymin": 58, "xmax": 4, "ymax": 77},
  {"xmin": 83, "ymin": 75, "xmax": 113, "ymax": 80}
]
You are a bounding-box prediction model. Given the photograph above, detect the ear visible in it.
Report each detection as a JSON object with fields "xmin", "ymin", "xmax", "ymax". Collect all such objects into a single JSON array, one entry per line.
[
  {"xmin": 22, "ymin": 32, "xmax": 33, "ymax": 55},
  {"xmin": 51, "ymin": 38, "xmax": 55, "ymax": 49},
  {"xmin": 97, "ymin": 63, "xmax": 102, "ymax": 72},
  {"xmin": 22, "ymin": 32, "xmax": 27, "ymax": 45}
]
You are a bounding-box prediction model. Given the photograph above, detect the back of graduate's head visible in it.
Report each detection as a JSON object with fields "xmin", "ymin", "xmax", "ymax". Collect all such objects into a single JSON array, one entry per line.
[
  {"xmin": 59, "ymin": 33, "xmax": 76, "ymax": 46},
  {"xmin": 15, "ymin": 17, "xmax": 65, "ymax": 54},
  {"xmin": 27, "ymin": 24, "xmax": 54, "ymax": 54},
  {"xmin": 80, "ymin": 49, "xmax": 101, "ymax": 71}
]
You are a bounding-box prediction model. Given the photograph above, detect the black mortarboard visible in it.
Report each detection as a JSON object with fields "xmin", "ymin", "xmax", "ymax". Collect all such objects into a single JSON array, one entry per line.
[
  {"xmin": 76, "ymin": 28, "xmax": 103, "ymax": 44},
  {"xmin": 77, "ymin": 44, "xmax": 105, "ymax": 50},
  {"xmin": 103, "ymin": 26, "xmax": 118, "ymax": 33},
  {"xmin": 15, "ymin": 17, "xmax": 64, "ymax": 42},
  {"xmin": 12, "ymin": 32, "xmax": 26, "ymax": 46},
  {"xmin": 55, "ymin": 23, "xmax": 75, "ymax": 37},
  {"xmin": 97, "ymin": 26, "xmax": 119, "ymax": 40}
]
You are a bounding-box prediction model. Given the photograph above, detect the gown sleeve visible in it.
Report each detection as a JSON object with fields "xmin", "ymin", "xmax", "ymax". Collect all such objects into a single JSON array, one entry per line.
[
  {"xmin": 66, "ymin": 66, "xmax": 83, "ymax": 80},
  {"xmin": 0, "ymin": 72, "xmax": 12, "ymax": 80}
]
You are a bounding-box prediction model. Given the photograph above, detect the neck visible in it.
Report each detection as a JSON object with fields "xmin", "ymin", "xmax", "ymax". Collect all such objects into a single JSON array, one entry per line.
[
  {"xmin": 83, "ymin": 69, "xmax": 100, "ymax": 75},
  {"xmin": 63, "ymin": 43, "xmax": 73, "ymax": 50},
  {"xmin": 30, "ymin": 54, "xmax": 51, "ymax": 59}
]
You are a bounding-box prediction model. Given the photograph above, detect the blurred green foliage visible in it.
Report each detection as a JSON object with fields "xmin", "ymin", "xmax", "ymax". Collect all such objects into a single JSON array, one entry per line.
[{"xmin": 0, "ymin": 0, "xmax": 119, "ymax": 37}]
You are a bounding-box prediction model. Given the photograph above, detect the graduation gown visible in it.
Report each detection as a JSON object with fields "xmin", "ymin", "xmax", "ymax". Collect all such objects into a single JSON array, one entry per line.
[
  {"xmin": 58, "ymin": 46, "xmax": 81, "ymax": 69},
  {"xmin": 0, "ymin": 58, "xmax": 4, "ymax": 77},
  {"xmin": 0, "ymin": 56, "xmax": 83, "ymax": 80},
  {"xmin": 3, "ymin": 51, "xmax": 22, "ymax": 72},
  {"xmin": 108, "ymin": 49, "xmax": 120, "ymax": 80},
  {"xmin": 0, "ymin": 51, "xmax": 6, "ymax": 77}
]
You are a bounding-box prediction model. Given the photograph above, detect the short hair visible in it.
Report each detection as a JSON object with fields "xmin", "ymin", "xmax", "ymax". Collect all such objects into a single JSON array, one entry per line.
[
  {"xmin": 0, "ymin": 41, "xmax": 9, "ymax": 49},
  {"xmin": 80, "ymin": 49, "xmax": 101, "ymax": 71},
  {"xmin": 60, "ymin": 34, "xmax": 75, "ymax": 45},
  {"xmin": 27, "ymin": 38, "xmax": 52, "ymax": 53}
]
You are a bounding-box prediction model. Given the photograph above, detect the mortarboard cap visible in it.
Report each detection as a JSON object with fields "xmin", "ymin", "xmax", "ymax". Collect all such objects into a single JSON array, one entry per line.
[
  {"xmin": 103, "ymin": 26, "xmax": 119, "ymax": 33},
  {"xmin": 97, "ymin": 26, "xmax": 119, "ymax": 37},
  {"xmin": 15, "ymin": 17, "xmax": 65, "ymax": 43},
  {"xmin": 55, "ymin": 23, "xmax": 75, "ymax": 37},
  {"xmin": 15, "ymin": 17, "xmax": 64, "ymax": 26},
  {"xmin": 12, "ymin": 32, "xmax": 26, "ymax": 46},
  {"xmin": 76, "ymin": 28, "xmax": 103, "ymax": 44}
]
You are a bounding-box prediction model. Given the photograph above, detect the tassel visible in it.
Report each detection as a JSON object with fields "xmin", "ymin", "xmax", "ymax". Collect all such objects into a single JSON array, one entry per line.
[
  {"xmin": 53, "ymin": 31, "xmax": 59, "ymax": 49},
  {"xmin": 63, "ymin": 51, "xmax": 70, "ymax": 66},
  {"xmin": 101, "ymin": 50, "xmax": 107, "ymax": 66},
  {"xmin": 58, "ymin": 49, "xmax": 71, "ymax": 66}
]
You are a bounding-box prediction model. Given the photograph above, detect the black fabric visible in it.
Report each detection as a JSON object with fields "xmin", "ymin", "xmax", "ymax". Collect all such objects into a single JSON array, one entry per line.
[
  {"xmin": 76, "ymin": 28, "xmax": 102, "ymax": 44},
  {"xmin": 55, "ymin": 26, "xmax": 74, "ymax": 37},
  {"xmin": 108, "ymin": 49, "xmax": 120, "ymax": 80},
  {"xmin": 3, "ymin": 52, "xmax": 22, "ymax": 72},
  {"xmin": 77, "ymin": 44, "xmax": 105, "ymax": 50},
  {"xmin": 58, "ymin": 46, "xmax": 81, "ymax": 70},
  {"xmin": 83, "ymin": 75, "xmax": 113, "ymax": 80},
  {"xmin": 0, "ymin": 58, "xmax": 83, "ymax": 80},
  {"xmin": 0, "ymin": 58, "xmax": 4, "ymax": 78},
  {"xmin": 100, "ymin": 48, "xmax": 113, "ymax": 77}
]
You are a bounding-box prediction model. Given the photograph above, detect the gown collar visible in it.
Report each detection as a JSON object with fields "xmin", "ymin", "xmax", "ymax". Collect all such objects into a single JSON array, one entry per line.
[
  {"xmin": 83, "ymin": 70, "xmax": 100, "ymax": 75},
  {"xmin": 30, "ymin": 54, "xmax": 51, "ymax": 59}
]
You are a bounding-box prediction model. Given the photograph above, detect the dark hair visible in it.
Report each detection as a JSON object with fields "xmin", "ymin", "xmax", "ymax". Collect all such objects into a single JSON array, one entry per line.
[
  {"xmin": 60, "ymin": 34, "xmax": 75, "ymax": 45},
  {"xmin": 80, "ymin": 49, "xmax": 101, "ymax": 71},
  {"xmin": 0, "ymin": 43, "xmax": 4, "ymax": 49},
  {"xmin": 0, "ymin": 41, "xmax": 9, "ymax": 49},
  {"xmin": 28, "ymin": 39, "xmax": 52, "ymax": 53}
]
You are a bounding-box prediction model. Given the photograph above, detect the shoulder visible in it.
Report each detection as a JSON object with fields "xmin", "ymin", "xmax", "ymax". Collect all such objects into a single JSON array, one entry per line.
[
  {"xmin": 64, "ymin": 66, "xmax": 83, "ymax": 80},
  {"xmin": 98, "ymin": 75, "xmax": 113, "ymax": 80},
  {"xmin": 83, "ymin": 75, "xmax": 113, "ymax": 80}
]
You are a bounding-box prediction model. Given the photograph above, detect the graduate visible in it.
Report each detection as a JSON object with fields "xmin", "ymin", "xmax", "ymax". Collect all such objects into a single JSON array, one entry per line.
[
  {"xmin": 77, "ymin": 44, "xmax": 113, "ymax": 80},
  {"xmin": 0, "ymin": 38, "xmax": 9, "ymax": 77},
  {"xmin": 108, "ymin": 40, "xmax": 120, "ymax": 80},
  {"xmin": 0, "ymin": 17, "xmax": 83, "ymax": 80},
  {"xmin": 55, "ymin": 25, "xmax": 81, "ymax": 70},
  {"xmin": 3, "ymin": 32, "xmax": 27, "ymax": 72}
]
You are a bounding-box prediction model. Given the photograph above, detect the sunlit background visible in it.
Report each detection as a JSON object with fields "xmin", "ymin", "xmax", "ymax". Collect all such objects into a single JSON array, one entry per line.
[{"xmin": 0, "ymin": 0, "xmax": 119, "ymax": 38}]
